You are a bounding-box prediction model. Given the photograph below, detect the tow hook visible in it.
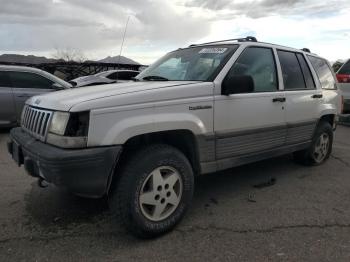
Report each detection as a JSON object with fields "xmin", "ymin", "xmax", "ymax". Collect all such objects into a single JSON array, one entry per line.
[{"xmin": 38, "ymin": 177, "xmax": 49, "ymax": 188}]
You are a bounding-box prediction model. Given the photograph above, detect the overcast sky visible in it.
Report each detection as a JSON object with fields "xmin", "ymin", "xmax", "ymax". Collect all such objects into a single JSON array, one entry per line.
[{"xmin": 0, "ymin": 0, "xmax": 349, "ymax": 64}]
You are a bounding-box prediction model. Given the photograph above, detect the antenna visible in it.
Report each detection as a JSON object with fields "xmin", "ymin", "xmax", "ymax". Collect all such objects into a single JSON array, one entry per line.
[{"xmin": 116, "ymin": 16, "xmax": 130, "ymax": 79}]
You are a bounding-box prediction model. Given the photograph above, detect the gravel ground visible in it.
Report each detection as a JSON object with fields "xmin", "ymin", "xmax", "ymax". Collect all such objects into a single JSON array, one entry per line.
[{"xmin": 0, "ymin": 126, "xmax": 350, "ymax": 261}]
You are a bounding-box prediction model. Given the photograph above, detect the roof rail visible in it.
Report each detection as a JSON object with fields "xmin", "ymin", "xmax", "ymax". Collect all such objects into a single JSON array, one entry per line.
[
  {"xmin": 301, "ymin": 48, "xmax": 311, "ymax": 53},
  {"xmin": 189, "ymin": 36, "xmax": 258, "ymax": 47}
]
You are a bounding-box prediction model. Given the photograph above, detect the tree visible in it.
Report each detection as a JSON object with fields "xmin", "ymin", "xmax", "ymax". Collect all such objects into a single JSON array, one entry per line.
[
  {"xmin": 332, "ymin": 60, "xmax": 344, "ymax": 73},
  {"xmin": 52, "ymin": 47, "xmax": 86, "ymax": 63}
]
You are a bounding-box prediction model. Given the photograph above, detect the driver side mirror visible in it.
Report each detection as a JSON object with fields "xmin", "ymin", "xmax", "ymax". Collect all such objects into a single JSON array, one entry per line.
[{"xmin": 222, "ymin": 75, "xmax": 254, "ymax": 95}]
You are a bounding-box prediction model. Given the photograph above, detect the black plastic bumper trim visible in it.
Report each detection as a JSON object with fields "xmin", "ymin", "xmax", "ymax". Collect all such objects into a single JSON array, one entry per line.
[{"xmin": 9, "ymin": 127, "xmax": 122, "ymax": 198}]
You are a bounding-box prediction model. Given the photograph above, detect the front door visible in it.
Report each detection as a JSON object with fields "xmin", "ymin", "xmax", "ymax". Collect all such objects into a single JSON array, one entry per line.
[
  {"xmin": 214, "ymin": 46, "xmax": 286, "ymax": 168},
  {"xmin": 7, "ymin": 71, "xmax": 55, "ymax": 122}
]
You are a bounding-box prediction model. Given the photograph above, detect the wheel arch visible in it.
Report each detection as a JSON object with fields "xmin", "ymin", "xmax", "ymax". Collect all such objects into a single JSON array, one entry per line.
[
  {"xmin": 318, "ymin": 113, "xmax": 336, "ymax": 128},
  {"xmin": 107, "ymin": 129, "xmax": 201, "ymax": 194}
]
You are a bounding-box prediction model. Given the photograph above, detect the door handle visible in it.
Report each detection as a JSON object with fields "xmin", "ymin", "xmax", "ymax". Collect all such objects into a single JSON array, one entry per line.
[
  {"xmin": 17, "ymin": 94, "xmax": 31, "ymax": 98},
  {"xmin": 311, "ymin": 94, "xmax": 323, "ymax": 99},
  {"xmin": 272, "ymin": 97, "xmax": 286, "ymax": 102}
]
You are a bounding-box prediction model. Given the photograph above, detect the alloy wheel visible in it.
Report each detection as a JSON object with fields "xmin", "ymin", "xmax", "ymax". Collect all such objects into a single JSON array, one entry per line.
[
  {"xmin": 313, "ymin": 132, "xmax": 330, "ymax": 163},
  {"xmin": 139, "ymin": 166, "xmax": 183, "ymax": 222}
]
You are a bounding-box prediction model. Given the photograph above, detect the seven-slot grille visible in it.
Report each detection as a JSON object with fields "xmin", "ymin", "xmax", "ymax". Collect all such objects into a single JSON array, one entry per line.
[{"xmin": 21, "ymin": 106, "xmax": 53, "ymax": 141}]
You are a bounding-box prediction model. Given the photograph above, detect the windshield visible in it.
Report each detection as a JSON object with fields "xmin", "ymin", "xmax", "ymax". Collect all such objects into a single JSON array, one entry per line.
[{"xmin": 136, "ymin": 45, "xmax": 238, "ymax": 81}]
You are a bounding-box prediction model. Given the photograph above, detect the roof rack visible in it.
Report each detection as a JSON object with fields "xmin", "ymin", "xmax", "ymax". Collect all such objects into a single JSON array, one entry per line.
[
  {"xmin": 189, "ymin": 36, "xmax": 257, "ymax": 47},
  {"xmin": 301, "ymin": 48, "xmax": 311, "ymax": 53}
]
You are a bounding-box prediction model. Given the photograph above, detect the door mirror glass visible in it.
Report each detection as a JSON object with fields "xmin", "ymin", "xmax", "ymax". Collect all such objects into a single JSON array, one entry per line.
[{"xmin": 222, "ymin": 75, "xmax": 254, "ymax": 95}]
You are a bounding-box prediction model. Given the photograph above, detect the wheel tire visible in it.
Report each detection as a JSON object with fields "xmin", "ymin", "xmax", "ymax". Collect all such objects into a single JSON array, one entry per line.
[
  {"xmin": 293, "ymin": 121, "xmax": 333, "ymax": 166},
  {"xmin": 109, "ymin": 144, "xmax": 194, "ymax": 238}
]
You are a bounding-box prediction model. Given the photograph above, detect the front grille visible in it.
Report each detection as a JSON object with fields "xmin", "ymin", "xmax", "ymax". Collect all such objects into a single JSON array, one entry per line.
[{"xmin": 21, "ymin": 106, "xmax": 53, "ymax": 141}]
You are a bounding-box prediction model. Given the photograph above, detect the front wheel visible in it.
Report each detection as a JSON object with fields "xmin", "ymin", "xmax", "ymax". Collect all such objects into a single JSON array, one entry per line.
[
  {"xmin": 293, "ymin": 121, "xmax": 333, "ymax": 165},
  {"xmin": 109, "ymin": 144, "xmax": 194, "ymax": 238}
]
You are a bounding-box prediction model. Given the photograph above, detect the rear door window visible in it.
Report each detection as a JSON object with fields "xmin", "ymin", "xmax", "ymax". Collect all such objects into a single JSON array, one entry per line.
[
  {"xmin": 277, "ymin": 50, "xmax": 306, "ymax": 90},
  {"xmin": 307, "ymin": 56, "xmax": 336, "ymax": 89},
  {"xmin": 338, "ymin": 60, "xmax": 350, "ymax": 74},
  {"xmin": 8, "ymin": 71, "xmax": 54, "ymax": 89},
  {"xmin": 0, "ymin": 71, "xmax": 12, "ymax": 87}
]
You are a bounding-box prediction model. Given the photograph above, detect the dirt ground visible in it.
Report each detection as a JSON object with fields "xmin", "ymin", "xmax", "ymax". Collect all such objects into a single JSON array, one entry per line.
[{"xmin": 1, "ymin": 126, "xmax": 350, "ymax": 261}]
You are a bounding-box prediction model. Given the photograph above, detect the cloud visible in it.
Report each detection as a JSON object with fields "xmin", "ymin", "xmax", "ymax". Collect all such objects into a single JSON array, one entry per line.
[
  {"xmin": 0, "ymin": 0, "xmax": 51, "ymax": 16},
  {"xmin": 0, "ymin": 0, "xmax": 209, "ymax": 57},
  {"xmin": 184, "ymin": 0, "xmax": 349, "ymax": 19},
  {"xmin": 0, "ymin": 0, "xmax": 349, "ymax": 64}
]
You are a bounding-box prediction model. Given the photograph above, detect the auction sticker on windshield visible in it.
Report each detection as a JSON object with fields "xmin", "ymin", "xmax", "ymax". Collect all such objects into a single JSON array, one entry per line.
[{"xmin": 198, "ymin": 48, "xmax": 228, "ymax": 54}]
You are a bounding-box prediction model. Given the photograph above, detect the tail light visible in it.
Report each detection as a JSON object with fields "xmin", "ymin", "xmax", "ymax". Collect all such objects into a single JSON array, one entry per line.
[{"xmin": 336, "ymin": 74, "xmax": 350, "ymax": 83}]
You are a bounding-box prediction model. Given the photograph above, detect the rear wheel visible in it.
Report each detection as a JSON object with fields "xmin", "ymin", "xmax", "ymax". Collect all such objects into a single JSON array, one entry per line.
[
  {"xmin": 109, "ymin": 144, "xmax": 194, "ymax": 238},
  {"xmin": 293, "ymin": 121, "xmax": 333, "ymax": 165}
]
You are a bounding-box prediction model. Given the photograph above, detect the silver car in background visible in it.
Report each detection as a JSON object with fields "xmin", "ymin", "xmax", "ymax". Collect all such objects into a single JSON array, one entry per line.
[
  {"xmin": 69, "ymin": 69, "xmax": 140, "ymax": 87},
  {"xmin": 0, "ymin": 65, "xmax": 71, "ymax": 127}
]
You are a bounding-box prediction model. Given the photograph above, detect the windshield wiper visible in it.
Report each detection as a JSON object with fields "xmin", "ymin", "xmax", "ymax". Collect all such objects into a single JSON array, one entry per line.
[
  {"xmin": 142, "ymin": 75, "xmax": 169, "ymax": 81},
  {"xmin": 131, "ymin": 77, "xmax": 140, "ymax": 82}
]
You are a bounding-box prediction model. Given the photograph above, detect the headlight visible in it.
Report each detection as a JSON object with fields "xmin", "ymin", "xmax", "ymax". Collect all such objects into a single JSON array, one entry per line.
[
  {"xmin": 47, "ymin": 111, "xmax": 90, "ymax": 148},
  {"xmin": 49, "ymin": 111, "xmax": 70, "ymax": 135}
]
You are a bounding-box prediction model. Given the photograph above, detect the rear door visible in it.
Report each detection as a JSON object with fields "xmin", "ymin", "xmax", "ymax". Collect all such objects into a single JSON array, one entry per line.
[
  {"xmin": 0, "ymin": 71, "xmax": 16, "ymax": 125},
  {"xmin": 7, "ymin": 71, "xmax": 55, "ymax": 121},
  {"xmin": 277, "ymin": 50, "xmax": 320, "ymax": 145}
]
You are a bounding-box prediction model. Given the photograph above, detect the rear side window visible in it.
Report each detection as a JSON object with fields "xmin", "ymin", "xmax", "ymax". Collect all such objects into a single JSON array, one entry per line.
[
  {"xmin": 338, "ymin": 60, "xmax": 350, "ymax": 74},
  {"xmin": 226, "ymin": 47, "xmax": 278, "ymax": 92},
  {"xmin": 277, "ymin": 50, "xmax": 306, "ymax": 90},
  {"xmin": 296, "ymin": 53, "xmax": 315, "ymax": 89},
  {"xmin": 7, "ymin": 71, "xmax": 54, "ymax": 89},
  {"xmin": 307, "ymin": 56, "xmax": 336, "ymax": 89},
  {"xmin": 0, "ymin": 71, "xmax": 12, "ymax": 87}
]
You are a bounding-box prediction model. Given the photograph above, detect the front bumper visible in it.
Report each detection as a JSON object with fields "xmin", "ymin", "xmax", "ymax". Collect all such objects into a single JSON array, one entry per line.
[{"xmin": 8, "ymin": 127, "xmax": 122, "ymax": 198}]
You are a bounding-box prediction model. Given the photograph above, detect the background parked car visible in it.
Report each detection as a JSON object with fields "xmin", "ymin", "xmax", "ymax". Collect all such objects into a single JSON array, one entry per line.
[
  {"xmin": 69, "ymin": 69, "xmax": 140, "ymax": 87},
  {"xmin": 336, "ymin": 59, "xmax": 350, "ymax": 113},
  {"xmin": 0, "ymin": 65, "xmax": 71, "ymax": 127}
]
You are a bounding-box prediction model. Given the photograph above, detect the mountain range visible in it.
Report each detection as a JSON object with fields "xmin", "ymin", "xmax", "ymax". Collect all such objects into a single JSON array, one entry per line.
[{"xmin": 0, "ymin": 54, "xmax": 140, "ymax": 65}]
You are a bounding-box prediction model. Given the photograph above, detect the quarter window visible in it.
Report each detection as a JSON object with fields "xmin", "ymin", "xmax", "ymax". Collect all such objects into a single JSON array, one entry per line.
[
  {"xmin": 8, "ymin": 71, "xmax": 54, "ymax": 89},
  {"xmin": 296, "ymin": 53, "xmax": 315, "ymax": 89},
  {"xmin": 225, "ymin": 47, "xmax": 278, "ymax": 92},
  {"xmin": 307, "ymin": 56, "xmax": 336, "ymax": 89},
  {"xmin": 277, "ymin": 50, "xmax": 306, "ymax": 90}
]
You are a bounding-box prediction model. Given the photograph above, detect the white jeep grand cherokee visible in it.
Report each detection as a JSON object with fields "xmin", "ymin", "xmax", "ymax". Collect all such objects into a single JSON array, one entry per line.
[{"xmin": 8, "ymin": 37, "xmax": 341, "ymax": 238}]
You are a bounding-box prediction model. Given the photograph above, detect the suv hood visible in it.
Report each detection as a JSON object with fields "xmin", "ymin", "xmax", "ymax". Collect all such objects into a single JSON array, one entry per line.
[{"xmin": 27, "ymin": 81, "xmax": 198, "ymax": 111}]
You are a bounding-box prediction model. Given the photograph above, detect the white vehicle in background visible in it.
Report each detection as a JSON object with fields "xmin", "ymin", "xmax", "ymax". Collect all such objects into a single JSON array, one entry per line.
[
  {"xmin": 336, "ymin": 59, "xmax": 350, "ymax": 113},
  {"xmin": 8, "ymin": 36, "xmax": 341, "ymax": 238},
  {"xmin": 70, "ymin": 69, "xmax": 140, "ymax": 87}
]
